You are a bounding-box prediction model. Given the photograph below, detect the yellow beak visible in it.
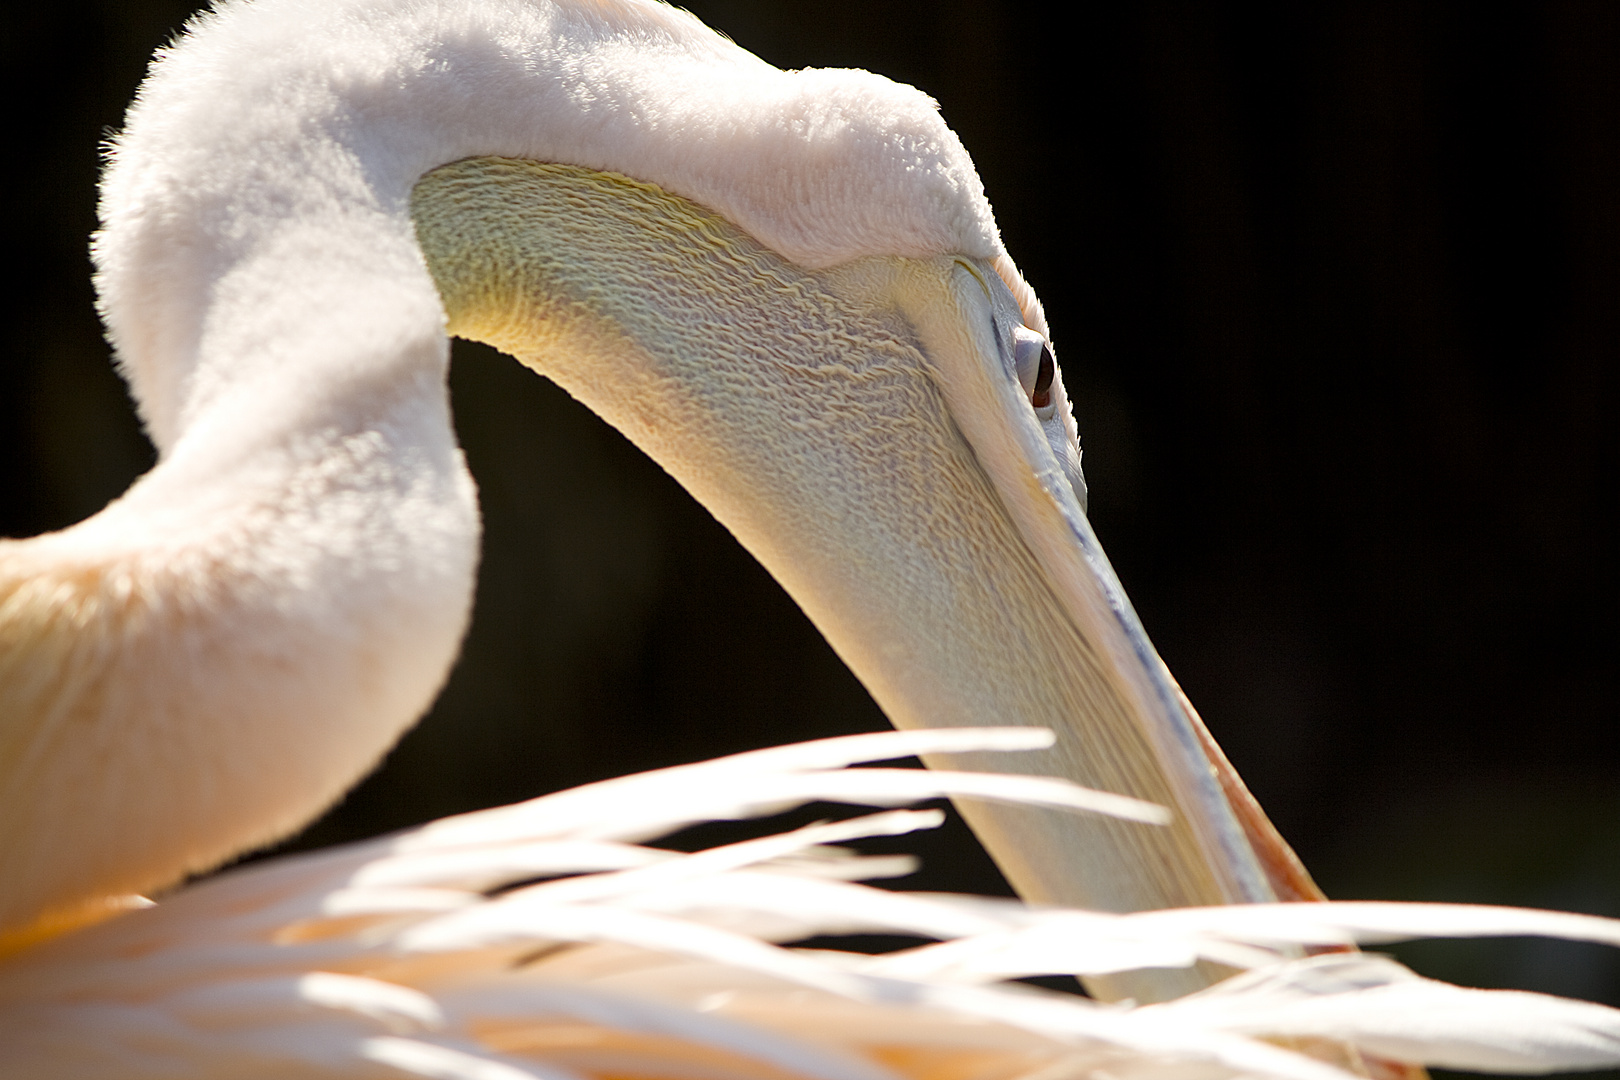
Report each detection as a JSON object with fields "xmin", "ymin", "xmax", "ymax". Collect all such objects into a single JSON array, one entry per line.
[{"xmin": 416, "ymin": 157, "xmax": 1320, "ymax": 1002}]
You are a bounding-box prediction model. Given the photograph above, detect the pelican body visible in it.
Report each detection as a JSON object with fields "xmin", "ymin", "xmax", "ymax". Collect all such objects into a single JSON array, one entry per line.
[{"xmin": 1, "ymin": 0, "xmax": 1307, "ymax": 1001}]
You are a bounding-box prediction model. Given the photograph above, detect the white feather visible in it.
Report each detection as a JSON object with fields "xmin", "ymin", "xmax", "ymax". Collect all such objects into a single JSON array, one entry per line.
[
  {"xmin": 4, "ymin": 731, "xmax": 1618, "ymax": 1079},
  {"xmin": 1159, "ymin": 954, "xmax": 1620, "ymax": 1074}
]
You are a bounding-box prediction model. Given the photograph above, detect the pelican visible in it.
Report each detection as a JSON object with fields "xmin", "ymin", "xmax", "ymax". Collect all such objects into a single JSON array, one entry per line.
[{"xmin": 2, "ymin": 0, "xmax": 1618, "ymax": 1075}]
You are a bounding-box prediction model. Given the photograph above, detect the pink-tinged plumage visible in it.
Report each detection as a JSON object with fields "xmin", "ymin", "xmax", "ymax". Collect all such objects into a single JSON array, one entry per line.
[{"xmin": 4, "ymin": 730, "xmax": 1619, "ymax": 1078}]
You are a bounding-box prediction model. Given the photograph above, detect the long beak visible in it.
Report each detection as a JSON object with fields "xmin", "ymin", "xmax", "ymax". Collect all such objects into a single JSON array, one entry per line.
[{"xmin": 415, "ymin": 158, "xmax": 1320, "ymax": 1002}]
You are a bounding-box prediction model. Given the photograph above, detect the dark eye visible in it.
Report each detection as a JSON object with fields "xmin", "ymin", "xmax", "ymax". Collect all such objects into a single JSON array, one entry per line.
[
  {"xmin": 1012, "ymin": 326, "xmax": 1056, "ymax": 412},
  {"xmin": 1032, "ymin": 343, "xmax": 1054, "ymax": 409}
]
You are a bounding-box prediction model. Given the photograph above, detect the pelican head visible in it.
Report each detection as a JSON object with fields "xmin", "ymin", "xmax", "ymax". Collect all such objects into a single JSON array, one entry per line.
[{"xmin": 1, "ymin": 0, "xmax": 1307, "ymax": 1002}]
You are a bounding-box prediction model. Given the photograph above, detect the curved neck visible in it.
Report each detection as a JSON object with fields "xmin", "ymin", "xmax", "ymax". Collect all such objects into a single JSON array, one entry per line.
[{"xmin": 3, "ymin": 0, "xmax": 1005, "ymax": 954}]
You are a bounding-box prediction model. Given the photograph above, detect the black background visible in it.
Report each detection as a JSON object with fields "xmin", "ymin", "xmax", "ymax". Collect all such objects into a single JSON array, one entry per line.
[{"xmin": 5, "ymin": 0, "xmax": 1617, "ymax": 1015}]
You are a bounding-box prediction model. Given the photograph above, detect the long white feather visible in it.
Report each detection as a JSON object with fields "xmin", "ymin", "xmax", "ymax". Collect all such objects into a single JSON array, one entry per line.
[
  {"xmin": 3, "ymin": 731, "xmax": 1618, "ymax": 1078},
  {"xmin": 1159, "ymin": 954, "xmax": 1620, "ymax": 1074}
]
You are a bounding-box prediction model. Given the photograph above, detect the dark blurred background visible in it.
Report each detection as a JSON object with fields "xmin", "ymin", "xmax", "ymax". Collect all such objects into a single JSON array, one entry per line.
[{"xmin": 5, "ymin": 0, "xmax": 1616, "ymax": 1016}]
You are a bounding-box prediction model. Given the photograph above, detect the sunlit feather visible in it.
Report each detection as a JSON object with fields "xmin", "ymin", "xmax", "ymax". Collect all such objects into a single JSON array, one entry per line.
[{"xmin": 3, "ymin": 732, "xmax": 1617, "ymax": 1078}]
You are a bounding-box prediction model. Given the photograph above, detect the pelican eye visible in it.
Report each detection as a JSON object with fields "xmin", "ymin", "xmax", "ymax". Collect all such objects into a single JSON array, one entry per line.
[
  {"xmin": 1012, "ymin": 326, "xmax": 1056, "ymax": 411},
  {"xmin": 1032, "ymin": 346, "xmax": 1054, "ymax": 408}
]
